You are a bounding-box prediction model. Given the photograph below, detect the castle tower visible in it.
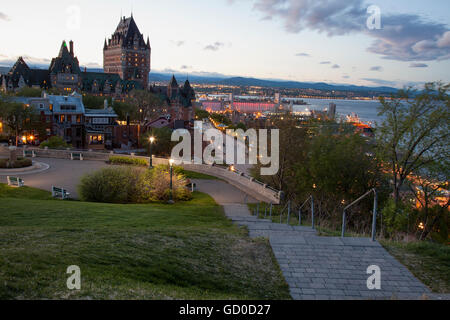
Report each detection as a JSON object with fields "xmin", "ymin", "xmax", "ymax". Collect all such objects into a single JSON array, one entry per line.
[{"xmin": 103, "ymin": 15, "xmax": 151, "ymax": 89}]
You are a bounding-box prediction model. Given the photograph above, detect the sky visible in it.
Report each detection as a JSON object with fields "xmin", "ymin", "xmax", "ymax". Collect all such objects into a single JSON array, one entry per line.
[{"xmin": 0, "ymin": 0, "xmax": 449, "ymax": 88}]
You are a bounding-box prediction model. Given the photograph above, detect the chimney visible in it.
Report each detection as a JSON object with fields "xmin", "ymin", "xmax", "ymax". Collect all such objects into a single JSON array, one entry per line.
[{"xmin": 69, "ymin": 40, "xmax": 74, "ymax": 58}]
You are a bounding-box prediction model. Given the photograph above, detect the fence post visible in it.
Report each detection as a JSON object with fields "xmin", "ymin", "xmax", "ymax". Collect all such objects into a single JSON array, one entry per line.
[
  {"xmin": 264, "ymin": 204, "xmax": 267, "ymax": 218},
  {"xmin": 311, "ymin": 196, "xmax": 315, "ymax": 230},
  {"xmin": 256, "ymin": 202, "xmax": 260, "ymax": 218},
  {"xmin": 371, "ymin": 190, "xmax": 378, "ymax": 242},
  {"xmin": 341, "ymin": 209, "xmax": 346, "ymax": 238},
  {"xmin": 298, "ymin": 207, "xmax": 301, "ymax": 226},
  {"xmin": 286, "ymin": 201, "xmax": 291, "ymax": 225},
  {"xmin": 270, "ymin": 203, "xmax": 273, "ymax": 218}
]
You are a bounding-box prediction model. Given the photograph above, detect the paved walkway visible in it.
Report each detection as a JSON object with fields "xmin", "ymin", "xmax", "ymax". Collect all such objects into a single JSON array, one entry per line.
[
  {"xmin": 224, "ymin": 206, "xmax": 434, "ymax": 300},
  {"xmin": 0, "ymin": 157, "xmax": 109, "ymax": 198}
]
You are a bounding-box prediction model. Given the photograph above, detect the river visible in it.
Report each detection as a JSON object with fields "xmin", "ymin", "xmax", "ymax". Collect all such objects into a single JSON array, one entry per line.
[{"xmin": 290, "ymin": 98, "xmax": 385, "ymax": 126}]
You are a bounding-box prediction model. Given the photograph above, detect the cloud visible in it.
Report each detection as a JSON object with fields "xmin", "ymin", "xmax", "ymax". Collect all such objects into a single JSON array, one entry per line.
[
  {"xmin": 244, "ymin": 0, "xmax": 450, "ymax": 61},
  {"xmin": 180, "ymin": 65, "xmax": 192, "ymax": 70},
  {"xmin": 361, "ymin": 78, "xmax": 397, "ymax": 86},
  {"xmin": 320, "ymin": 61, "xmax": 331, "ymax": 64},
  {"xmin": 204, "ymin": 42, "xmax": 225, "ymax": 51},
  {"xmin": 0, "ymin": 12, "xmax": 10, "ymax": 21},
  {"xmin": 409, "ymin": 63, "xmax": 428, "ymax": 68},
  {"xmin": 370, "ymin": 66, "xmax": 383, "ymax": 72},
  {"xmin": 295, "ymin": 52, "xmax": 310, "ymax": 57},
  {"xmin": 171, "ymin": 40, "xmax": 185, "ymax": 47},
  {"xmin": 332, "ymin": 64, "xmax": 340, "ymax": 69},
  {"xmin": 342, "ymin": 75, "xmax": 350, "ymax": 79}
]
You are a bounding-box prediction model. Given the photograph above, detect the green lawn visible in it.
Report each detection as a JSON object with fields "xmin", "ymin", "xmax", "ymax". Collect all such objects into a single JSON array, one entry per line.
[
  {"xmin": 381, "ymin": 241, "xmax": 450, "ymax": 293},
  {"xmin": 182, "ymin": 170, "xmax": 219, "ymax": 180},
  {"xmin": 0, "ymin": 184, "xmax": 289, "ymax": 300}
]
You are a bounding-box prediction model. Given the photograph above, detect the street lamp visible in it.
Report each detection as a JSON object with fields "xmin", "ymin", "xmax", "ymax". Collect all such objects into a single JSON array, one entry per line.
[
  {"xmin": 148, "ymin": 136, "xmax": 155, "ymax": 169},
  {"xmin": 168, "ymin": 159, "xmax": 175, "ymax": 204}
]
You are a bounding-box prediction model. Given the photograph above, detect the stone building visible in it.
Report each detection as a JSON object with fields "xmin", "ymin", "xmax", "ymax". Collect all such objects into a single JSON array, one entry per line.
[
  {"xmin": 1, "ymin": 40, "xmax": 142, "ymax": 96},
  {"xmin": 103, "ymin": 15, "xmax": 151, "ymax": 90},
  {"xmin": 12, "ymin": 92, "xmax": 119, "ymax": 150},
  {"xmin": 148, "ymin": 75, "xmax": 196, "ymax": 129}
]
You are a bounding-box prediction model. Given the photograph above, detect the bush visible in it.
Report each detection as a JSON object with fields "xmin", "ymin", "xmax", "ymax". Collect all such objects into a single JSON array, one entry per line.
[
  {"xmin": 0, "ymin": 157, "xmax": 32, "ymax": 168},
  {"xmin": 109, "ymin": 156, "xmax": 148, "ymax": 167},
  {"xmin": 40, "ymin": 136, "xmax": 69, "ymax": 149},
  {"xmin": 78, "ymin": 165, "xmax": 192, "ymax": 204},
  {"xmin": 78, "ymin": 167, "xmax": 145, "ymax": 204},
  {"xmin": 381, "ymin": 199, "xmax": 414, "ymax": 237},
  {"xmin": 140, "ymin": 165, "xmax": 192, "ymax": 202}
]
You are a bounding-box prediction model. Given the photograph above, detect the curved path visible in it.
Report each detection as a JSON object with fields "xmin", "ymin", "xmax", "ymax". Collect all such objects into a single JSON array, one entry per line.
[
  {"xmin": 0, "ymin": 157, "xmax": 110, "ymax": 198},
  {"xmin": 0, "ymin": 157, "xmax": 259, "ymax": 202}
]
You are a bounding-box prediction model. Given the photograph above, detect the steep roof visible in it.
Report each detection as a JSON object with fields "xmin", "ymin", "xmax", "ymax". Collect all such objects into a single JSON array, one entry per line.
[
  {"xmin": 107, "ymin": 16, "xmax": 149, "ymax": 49},
  {"xmin": 5, "ymin": 57, "xmax": 50, "ymax": 88},
  {"xmin": 49, "ymin": 41, "xmax": 81, "ymax": 75}
]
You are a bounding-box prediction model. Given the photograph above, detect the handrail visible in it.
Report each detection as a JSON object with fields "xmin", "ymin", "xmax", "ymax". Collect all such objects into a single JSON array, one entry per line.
[
  {"xmin": 341, "ymin": 188, "xmax": 378, "ymax": 241},
  {"xmin": 298, "ymin": 195, "xmax": 315, "ymax": 229},
  {"xmin": 278, "ymin": 201, "xmax": 290, "ymax": 223}
]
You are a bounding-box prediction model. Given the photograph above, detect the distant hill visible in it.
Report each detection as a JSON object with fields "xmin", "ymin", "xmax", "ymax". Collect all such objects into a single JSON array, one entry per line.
[
  {"xmin": 0, "ymin": 63, "xmax": 398, "ymax": 94},
  {"xmin": 148, "ymin": 73, "xmax": 398, "ymax": 94}
]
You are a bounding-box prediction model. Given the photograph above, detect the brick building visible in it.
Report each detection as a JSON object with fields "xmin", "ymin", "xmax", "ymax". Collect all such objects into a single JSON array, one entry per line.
[{"xmin": 103, "ymin": 15, "xmax": 151, "ymax": 90}]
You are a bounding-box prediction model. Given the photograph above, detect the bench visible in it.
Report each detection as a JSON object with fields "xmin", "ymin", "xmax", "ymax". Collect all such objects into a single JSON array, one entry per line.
[
  {"xmin": 7, "ymin": 176, "xmax": 25, "ymax": 187},
  {"xmin": 52, "ymin": 186, "xmax": 70, "ymax": 200},
  {"xmin": 71, "ymin": 153, "xmax": 83, "ymax": 161},
  {"xmin": 186, "ymin": 182, "xmax": 197, "ymax": 192},
  {"xmin": 23, "ymin": 150, "xmax": 36, "ymax": 158}
]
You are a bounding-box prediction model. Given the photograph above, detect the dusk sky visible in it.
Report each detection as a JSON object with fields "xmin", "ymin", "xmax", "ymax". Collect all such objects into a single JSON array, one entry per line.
[{"xmin": 1, "ymin": 0, "xmax": 449, "ymax": 88}]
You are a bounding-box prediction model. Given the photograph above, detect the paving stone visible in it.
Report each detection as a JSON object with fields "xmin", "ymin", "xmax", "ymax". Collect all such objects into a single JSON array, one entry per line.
[{"xmin": 225, "ymin": 205, "xmax": 432, "ymax": 301}]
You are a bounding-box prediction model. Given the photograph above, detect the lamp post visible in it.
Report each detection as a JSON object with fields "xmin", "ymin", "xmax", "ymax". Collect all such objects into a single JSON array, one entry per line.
[
  {"xmin": 168, "ymin": 159, "xmax": 175, "ymax": 204},
  {"xmin": 148, "ymin": 136, "xmax": 155, "ymax": 169}
]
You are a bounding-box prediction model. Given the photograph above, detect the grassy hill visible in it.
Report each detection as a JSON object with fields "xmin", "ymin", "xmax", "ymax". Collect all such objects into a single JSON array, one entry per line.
[{"xmin": 0, "ymin": 184, "xmax": 290, "ymax": 300}]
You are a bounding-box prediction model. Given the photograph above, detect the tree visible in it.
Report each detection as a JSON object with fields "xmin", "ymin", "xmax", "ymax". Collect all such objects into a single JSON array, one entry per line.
[
  {"xmin": 0, "ymin": 97, "xmax": 35, "ymax": 146},
  {"xmin": 377, "ymin": 82, "xmax": 450, "ymax": 206},
  {"xmin": 142, "ymin": 127, "xmax": 175, "ymax": 157},
  {"xmin": 128, "ymin": 90, "xmax": 166, "ymax": 124},
  {"xmin": 194, "ymin": 108, "xmax": 210, "ymax": 120},
  {"xmin": 409, "ymin": 159, "xmax": 449, "ymax": 240}
]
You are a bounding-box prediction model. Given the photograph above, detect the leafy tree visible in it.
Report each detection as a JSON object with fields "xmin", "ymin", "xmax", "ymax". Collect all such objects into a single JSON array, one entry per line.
[
  {"xmin": 195, "ymin": 108, "xmax": 210, "ymax": 120},
  {"xmin": 40, "ymin": 136, "xmax": 69, "ymax": 149},
  {"xmin": 409, "ymin": 159, "xmax": 449, "ymax": 240},
  {"xmin": 112, "ymin": 101, "xmax": 136, "ymax": 121},
  {"xmin": 377, "ymin": 82, "xmax": 449, "ymax": 206},
  {"xmin": 0, "ymin": 97, "xmax": 35, "ymax": 146},
  {"xmin": 142, "ymin": 127, "xmax": 175, "ymax": 157},
  {"xmin": 15, "ymin": 87, "xmax": 42, "ymax": 97},
  {"xmin": 82, "ymin": 94, "xmax": 112, "ymax": 109}
]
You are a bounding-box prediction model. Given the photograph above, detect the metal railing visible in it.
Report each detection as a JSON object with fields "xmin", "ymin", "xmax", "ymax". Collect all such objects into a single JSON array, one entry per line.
[
  {"xmin": 341, "ymin": 188, "xmax": 378, "ymax": 241},
  {"xmin": 278, "ymin": 200, "xmax": 291, "ymax": 223},
  {"xmin": 298, "ymin": 195, "xmax": 315, "ymax": 229}
]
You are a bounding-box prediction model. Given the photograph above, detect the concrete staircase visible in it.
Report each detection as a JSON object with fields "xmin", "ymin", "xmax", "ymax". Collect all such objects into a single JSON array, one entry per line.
[{"xmin": 224, "ymin": 204, "xmax": 432, "ymax": 300}]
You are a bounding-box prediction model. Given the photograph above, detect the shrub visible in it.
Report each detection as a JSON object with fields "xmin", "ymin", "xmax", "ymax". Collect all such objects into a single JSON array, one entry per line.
[
  {"xmin": 78, "ymin": 167, "xmax": 145, "ymax": 203},
  {"xmin": 0, "ymin": 157, "xmax": 32, "ymax": 168},
  {"xmin": 109, "ymin": 156, "xmax": 148, "ymax": 167},
  {"xmin": 40, "ymin": 136, "xmax": 69, "ymax": 149},
  {"xmin": 140, "ymin": 165, "xmax": 192, "ymax": 202},
  {"xmin": 78, "ymin": 165, "xmax": 192, "ymax": 204}
]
